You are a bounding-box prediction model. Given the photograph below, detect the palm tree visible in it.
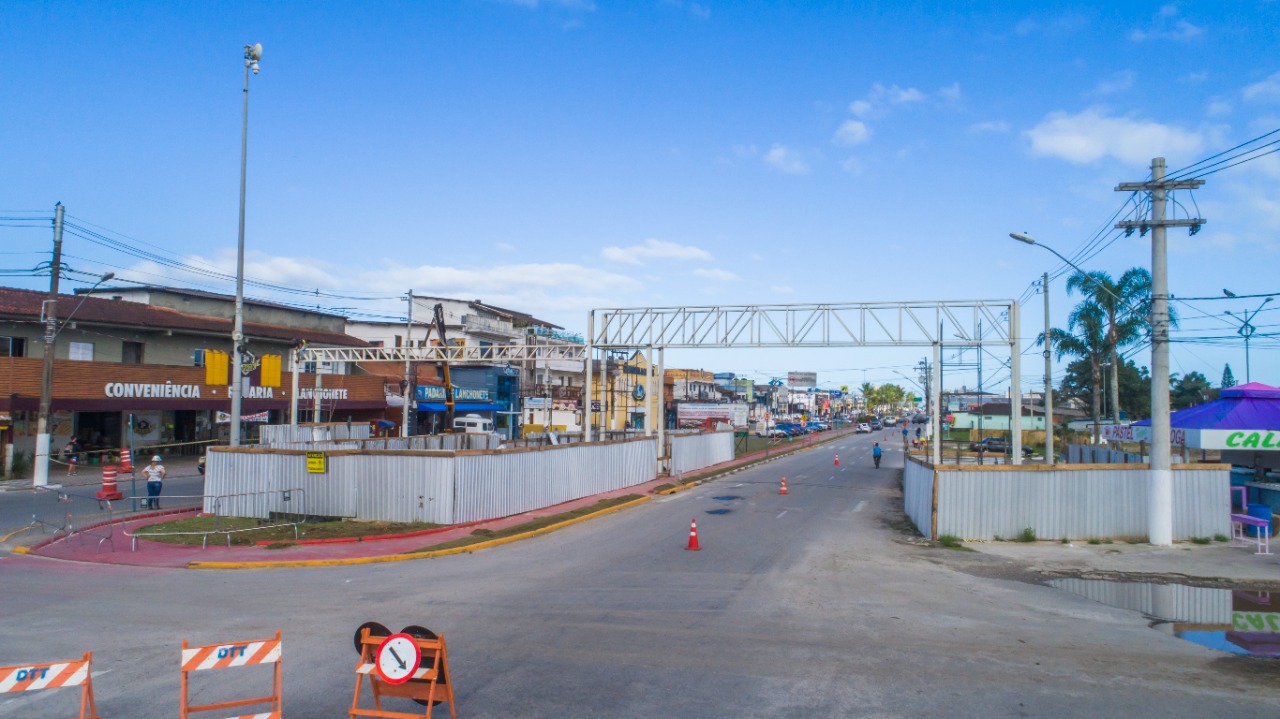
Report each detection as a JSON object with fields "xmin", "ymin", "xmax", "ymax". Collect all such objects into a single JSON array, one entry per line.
[
  {"xmin": 1065, "ymin": 268, "xmax": 1166, "ymax": 423},
  {"xmin": 859, "ymin": 382, "xmax": 876, "ymax": 414},
  {"xmin": 1044, "ymin": 301, "xmax": 1108, "ymax": 442}
]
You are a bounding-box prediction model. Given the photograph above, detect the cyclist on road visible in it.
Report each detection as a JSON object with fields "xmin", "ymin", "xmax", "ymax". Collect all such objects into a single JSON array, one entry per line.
[{"xmin": 872, "ymin": 442, "xmax": 882, "ymax": 468}]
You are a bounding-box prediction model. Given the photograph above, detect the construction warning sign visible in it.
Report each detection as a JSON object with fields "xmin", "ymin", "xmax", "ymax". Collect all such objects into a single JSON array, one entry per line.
[{"xmin": 306, "ymin": 452, "xmax": 327, "ymax": 474}]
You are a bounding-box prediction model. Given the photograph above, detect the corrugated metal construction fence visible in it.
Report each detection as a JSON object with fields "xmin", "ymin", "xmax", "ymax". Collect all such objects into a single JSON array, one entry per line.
[
  {"xmin": 668, "ymin": 430, "xmax": 734, "ymax": 475},
  {"xmin": 1065, "ymin": 444, "xmax": 1145, "ymax": 464},
  {"xmin": 205, "ymin": 436, "xmax": 659, "ymax": 525},
  {"xmin": 902, "ymin": 456, "xmax": 1229, "ymax": 541},
  {"xmin": 259, "ymin": 423, "xmax": 372, "ymax": 445}
]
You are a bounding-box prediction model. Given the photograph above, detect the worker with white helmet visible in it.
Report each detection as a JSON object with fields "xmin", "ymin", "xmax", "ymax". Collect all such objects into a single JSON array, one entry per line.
[{"xmin": 143, "ymin": 455, "xmax": 166, "ymax": 509}]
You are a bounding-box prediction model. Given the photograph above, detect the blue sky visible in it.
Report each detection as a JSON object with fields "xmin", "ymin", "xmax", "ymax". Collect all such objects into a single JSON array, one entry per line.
[{"xmin": 3, "ymin": 1, "xmax": 1279, "ymax": 395}]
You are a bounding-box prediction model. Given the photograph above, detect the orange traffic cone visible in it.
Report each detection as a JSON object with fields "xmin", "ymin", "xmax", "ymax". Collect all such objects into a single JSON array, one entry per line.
[
  {"xmin": 779, "ymin": 476, "xmax": 789, "ymax": 495},
  {"xmin": 834, "ymin": 454, "xmax": 840, "ymax": 466},
  {"xmin": 686, "ymin": 518, "xmax": 701, "ymax": 551},
  {"xmin": 119, "ymin": 448, "xmax": 133, "ymax": 472}
]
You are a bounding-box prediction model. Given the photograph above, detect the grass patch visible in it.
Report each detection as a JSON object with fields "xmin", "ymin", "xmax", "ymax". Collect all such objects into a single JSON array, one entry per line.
[
  {"xmin": 409, "ymin": 495, "xmax": 643, "ymax": 553},
  {"xmin": 1214, "ymin": 533, "xmax": 1230, "ymax": 543},
  {"xmin": 1060, "ymin": 537, "xmax": 1070, "ymax": 544},
  {"xmin": 1102, "ymin": 538, "xmax": 1114, "ymax": 544},
  {"xmin": 1190, "ymin": 536, "xmax": 1212, "ymax": 545},
  {"xmin": 133, "ymin": 516, "xmax": 444, "ymax": 546},
  {"xmin": 1015, "ymin": 527, "xmax": 1037, "ymax": 543},
  {"xmin": 1088, "ymin": 538, "xmax": 1102, "ymax": 545},
  {"xmin": 993, "ymin": 534, "xmax": 1005, "ymax": 542},
  {"xmin": 936, "ymin": 534, "xmax": 966, "ymax": 549}
]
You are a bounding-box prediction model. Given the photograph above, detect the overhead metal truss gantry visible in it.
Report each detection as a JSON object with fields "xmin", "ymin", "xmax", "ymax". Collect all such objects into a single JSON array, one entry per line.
[
  {"xmin": 584, "ymin": 299, "xmax": 1024, "ymax": 465},
  {"xmin": 290, "ymin": 299, "xmax": 1024, "ymax": 466}
]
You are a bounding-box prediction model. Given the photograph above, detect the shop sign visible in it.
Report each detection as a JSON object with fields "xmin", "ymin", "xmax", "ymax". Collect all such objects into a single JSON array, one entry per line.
[
  {"xmin": 1220, "ymin": 430, "xmax": 1280, "ymax": 450},
  {"xmin": 215, "ymin": 411, "xmax": 271, "ymax": 424},
  {"xmin": 104, "ymin": 382, "xmax": 202, "ymax": 399},
  {"xmin": 524, "ymin": 397, "xmax": 579, "ymax": 411},
  {"xmin": 298, "ymin": 387, "xmax": 349, "ymax": 400},
  {"xmin": 415, "ymin": 386, "xmax": 488, "ymax": 401}
]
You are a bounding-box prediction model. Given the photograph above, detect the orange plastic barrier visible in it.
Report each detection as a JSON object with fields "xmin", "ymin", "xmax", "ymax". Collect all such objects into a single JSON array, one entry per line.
[
  {"xmin": 350, "ymin": 627, "xmax": 456, "ymax": 719},
  {"xmin": 95, "ymin": 465, "xmax": 122, "ymax": 501},
  {"xmin": 180, "ymin": 631, "xmax": 282, "ymax": 719},
  {"xmin": 0, "ymin": 651, "xmax": 99, "ymax": 719}
]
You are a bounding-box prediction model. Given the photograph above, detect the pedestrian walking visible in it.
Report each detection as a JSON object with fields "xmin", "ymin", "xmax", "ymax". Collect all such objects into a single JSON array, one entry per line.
[
  {"xmin": 143, "ymin": 455, "xmax": 166, "ymax": 509},
  {"xmin": 63, "ymin": 437, "xmax": 82, "ymax": 476}
]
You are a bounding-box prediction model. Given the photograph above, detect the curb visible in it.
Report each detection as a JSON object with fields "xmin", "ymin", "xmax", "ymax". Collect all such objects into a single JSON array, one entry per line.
[
  {"xmin": 655, "ymin": 428, "xmax": 856, "ymax": 496},
  {"xmin": 187, "ymin": 496, "xmax": 652, "ymax": 569},
  {"xmin": 253, "ymin": 518, "xmax": 490, "ymax": 547}
]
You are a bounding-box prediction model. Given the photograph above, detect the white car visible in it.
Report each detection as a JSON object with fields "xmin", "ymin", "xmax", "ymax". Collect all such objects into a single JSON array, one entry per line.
[{"xmin": 857, "ymin": 423, "xmax": 872, "ymax": 433}]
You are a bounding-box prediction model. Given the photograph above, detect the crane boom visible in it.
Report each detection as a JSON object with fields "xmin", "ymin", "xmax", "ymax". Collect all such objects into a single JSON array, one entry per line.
[{"xmin": 432, "ymin": 304, "xmax": 456, "ymax": 431}]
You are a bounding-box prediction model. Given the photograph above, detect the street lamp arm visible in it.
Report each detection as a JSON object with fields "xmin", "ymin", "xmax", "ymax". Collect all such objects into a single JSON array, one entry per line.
[
  {"xmin": 1009, "ymin": 233, "xmax": 1143, "ymax": 316},
  {"xmin": 54, "ymin": 273, "xmax": 115, "ymax": 336}
]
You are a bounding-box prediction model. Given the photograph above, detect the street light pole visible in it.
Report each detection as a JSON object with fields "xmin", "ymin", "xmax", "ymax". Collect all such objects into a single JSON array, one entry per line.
[
  {"xmin": 230, "ymin": 42, "xmax": 261, "ymax": 448},
  {"xmin": 1043, "ymin": 272, "xmax": 1054, "ymax": 464},
  {"xmin": 1225, "ymin": 296, "xmax": 1273, "ymax": 383}
]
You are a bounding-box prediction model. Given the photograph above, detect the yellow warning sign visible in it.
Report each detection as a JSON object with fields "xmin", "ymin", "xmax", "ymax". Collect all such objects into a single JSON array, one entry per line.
[{"xmin": 306, "ymin": 452, "xmax": 327, "ymax": 474}]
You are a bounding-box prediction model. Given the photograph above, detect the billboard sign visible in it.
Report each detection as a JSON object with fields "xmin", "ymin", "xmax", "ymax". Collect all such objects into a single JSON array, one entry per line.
[{"xmin": 787, "ymin": 372, "xmax": 817, "ymax": 388}]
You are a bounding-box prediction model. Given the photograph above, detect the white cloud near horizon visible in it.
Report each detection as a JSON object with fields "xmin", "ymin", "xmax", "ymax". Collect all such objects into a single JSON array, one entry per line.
[
  {"xmin": 693, "ymin": 268, "xmax": 740, "ymax": 282},
  {"xmin": 1129, "ymin": 4, "xmax": 1202, "ymax": 42},
  {"xmin": 601, "ymin": 238, "xmax": 714, "ymax": 265},
  {"xmin": 1095, "ymin": 70, "xmax": 1135, "ymax": 95},
  {"xmin": 763, "ymin": 144, "xmax": 810, "ymax": 174},
  {"xmin": 1024, "ymin": 108, "xmax": 1203, "ymax": 165}
]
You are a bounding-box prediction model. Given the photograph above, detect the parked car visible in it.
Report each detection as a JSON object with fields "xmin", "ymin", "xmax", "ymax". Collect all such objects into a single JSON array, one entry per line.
[
  {"xmin": 869, "ymin": 420, "xmax": 883, "ymax": 431},
  {"xmin": 775, "ymin": 422, "xmax": 806, "ymax": 436},
  {"xmin": 758, "ymin": 427, "xmax": 790, "ymax": 439},
  {"xmin": 857, "ymin": 423, "xmax": 872, "ymax": 433},
  {"xmin": 806, "ymin": 421, "xmax": 829, "ymax": 432},
  {"xmin": 968, "ymin": 436, "xmax": 1034, "ymax": 456}
]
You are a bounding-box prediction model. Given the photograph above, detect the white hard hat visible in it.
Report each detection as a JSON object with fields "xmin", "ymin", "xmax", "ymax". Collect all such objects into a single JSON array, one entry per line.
[{"xmin": 151, "ymin": 455, "xmax": 162, "ymax": 462}]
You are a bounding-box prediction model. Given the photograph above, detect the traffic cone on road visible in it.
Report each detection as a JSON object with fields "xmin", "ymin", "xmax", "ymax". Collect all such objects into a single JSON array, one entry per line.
[
  {"xmin": 779, "ymin": 476, "xmax": 789, "ymax": 495},
  {"xmin": 95, "ymin": 464, "xmax": 123, "ymax": 501},
  {"xmin": 834, "ymin": 454, "xmax": 840, "ymax": 466},
  {"xmin": 686, "ymin": 518, "xmax": 701, "ymax": 551}
]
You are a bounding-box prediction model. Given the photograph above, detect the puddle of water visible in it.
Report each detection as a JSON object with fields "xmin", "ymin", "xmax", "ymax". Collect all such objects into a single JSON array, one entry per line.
[
  {"xmin": 705, "ymin": 508, "xmax": 732, "ymax": 515},
  {"xmin": 1047, "ymin": 578, "xmax": 1280, "ymax": 657},
  {"xmin": 713, "ymin": 495, "xmax": 743, "ymax": 501}
]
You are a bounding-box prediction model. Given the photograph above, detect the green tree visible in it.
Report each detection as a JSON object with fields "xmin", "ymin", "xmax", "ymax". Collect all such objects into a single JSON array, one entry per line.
[
  {"xmin": 1065, "ymin": 268, "xmax": 1165, "ymax": 424},
  {"xmin": 859, "ymin": 382, "xmax": 876, "ymax": 413},
  {"xmin": 1044, "ymin": 301, "xmax": 1108, "ymax": 441},
  {"xmin": 1117, "ymin": 360, "xmax": 1151, "ymax": 420},
  {"xmin": 1222, "ymin": 364, "xmax": 1236, "ymax": 389},
  {"xmin": 1170, "ymin": 371, "xmax": 1213, "ymax": 410}
]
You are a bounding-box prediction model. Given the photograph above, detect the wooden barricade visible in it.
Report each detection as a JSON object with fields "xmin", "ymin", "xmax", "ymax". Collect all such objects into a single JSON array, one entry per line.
[
  {"xmin": 180, "ymin": 631, "xmax": 282, "ymax": 719},
  {"xmin": 0, "ymin": 651, "xmax": 99, "ymax": 719},
  {"xmin": 350, "ymin": 627, "xmax": 457, "ymax": 719}
]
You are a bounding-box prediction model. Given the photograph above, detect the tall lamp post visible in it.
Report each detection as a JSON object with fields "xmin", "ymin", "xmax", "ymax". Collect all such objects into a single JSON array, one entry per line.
[
  {"xmin": 33, "ymin": 264, "xmax": 116, "ymax": 487},
  {"xmin": 229, "ymin": 42, "xmax": 262, "ymax": 448},
  {"xmin": 1223, "ymin": 292, "xmax": 1272, "ymax": 383}
]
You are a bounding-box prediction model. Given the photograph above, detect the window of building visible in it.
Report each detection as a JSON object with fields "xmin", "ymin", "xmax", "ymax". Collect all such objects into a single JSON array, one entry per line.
[
  {"xmin": 0, "ymin": 336, "xmax": 26, "ymax": 357},
  {"xmin": 69, "ymin": 342, "xmax": 94, "ymax": 361},
  {"xmin": 122, "ymin": 341, "xmax": 144, "ymax": 364},
  {"xmin": 193, "ymin": 349, "xmax": 206, "ymax": 367},
  {"xmin": 394, "ymin": 335, "xmax": 403, "ymax": 348}
]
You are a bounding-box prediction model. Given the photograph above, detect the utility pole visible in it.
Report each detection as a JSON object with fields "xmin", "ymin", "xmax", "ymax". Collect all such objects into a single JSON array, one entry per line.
[
  {"xmin": 401, "ymin": 291, "xmax": 414, "ymax": 437},
  {"xmin": 1043, "ymin": 272, "xmax": 1054, "ymax": 465},
  {"xmin": 1117, "ymin": 157, "xmax": 1205, "ymax": 546},
  {"xmin": 33, "ymin": 202, "xmax": 65, "ymax": 487}
]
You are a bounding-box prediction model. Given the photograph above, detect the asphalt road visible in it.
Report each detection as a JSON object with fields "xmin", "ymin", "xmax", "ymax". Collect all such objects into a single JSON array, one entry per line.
[{"xmin": 1, "ymin": 433, "xmax": 1277, "ymax": 717}]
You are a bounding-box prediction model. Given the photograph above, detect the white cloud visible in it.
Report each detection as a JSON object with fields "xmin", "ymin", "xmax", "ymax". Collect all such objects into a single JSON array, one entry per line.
[
  {"xmin": 601, "ymin": 238, "xmax": 713, "ymax": 266},
  {"xmin": 763, "ymin": 144, "xmax": 809, "ymax": 175},
  {"xmin": 969, "ymin": 120, "xmax": 1010, "ymax": 134},
  {"xmin": 883, "ymin": 84, "xmax": 925, "ymax": 105},
  {"xmin": 848, "ymin": 99, "xmax": 874, "ymax": 118},
  {"xmin": 1094, "ymin": 70, "xmax": 1135, "ymax": 95},
  {"xmin": 1206, "ymin": 100, "xmax": 1232, "ymax": 117},
  {"xmin": 1185, "ymin": 70, "xmax": 1209, "ymax": 82},
  {"xmin": 1024, "ymin": 108, "xmax": 1203, "ymax": 165},
  {"xmin": 1243, "ymin": 71, "xmax": 1280, "ymax": 102},
  {"xmin": 1129, "ymin": 5, "xmax": 1202, "ymax": 41},
  {"xmin": 937, "ymin": 83, "xmax": 962, "ymax": 100},
  {"xmin": 693, "ymin": 268, "xmax": 740, "ymax": 282},
  {"xmin": 496, "ymin": 242, "xmax": 516, "ymax": 251},
  {"xmin": 833, "ymin": 120, "xmax": 871, "ymax": 146}
]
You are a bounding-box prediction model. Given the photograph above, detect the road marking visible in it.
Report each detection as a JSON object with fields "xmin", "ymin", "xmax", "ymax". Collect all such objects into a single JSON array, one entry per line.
[
  {"xmin": 776, "ymin": 511, "xmax": 787, "ymax": 519},
  {"xmin": 853, "ymin": 500, "xmax": 866, "ymax": 513}
]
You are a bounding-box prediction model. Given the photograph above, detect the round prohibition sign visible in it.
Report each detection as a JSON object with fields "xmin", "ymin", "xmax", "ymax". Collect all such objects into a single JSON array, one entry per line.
[{"xmin": 375, "ymin": 633, "xmax": 422, "ymax": 685}]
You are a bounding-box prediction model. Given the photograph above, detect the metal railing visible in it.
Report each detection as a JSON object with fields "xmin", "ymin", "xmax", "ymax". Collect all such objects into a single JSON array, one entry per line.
[
  {"xmin": 125, "ymin": 488, "xmax": 306, "ymax": 550},
  {"xmin": 29, "ymin": 487, "xmax": 203, "ymax": 553}
]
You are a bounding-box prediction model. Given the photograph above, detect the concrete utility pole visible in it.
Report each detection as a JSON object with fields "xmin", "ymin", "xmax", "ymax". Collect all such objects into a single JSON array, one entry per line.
[
  {"xmin": 402, "ymin": 291, "xmax": 414, "ymax": 437},
  {"xmin": 1043, "ymin": 272, "xmax": 1054, "ymax": 465},
  {"xmin": 33, "ymin": 202, "xmax": 65, "ymax": 488},
  {"xmin": 230, "ymin": 42, "xmax": 262, "ymax": 447},
  {"xmin": 1117, "ymin": 157, "xmax": 1205, "ymax": 546}
]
